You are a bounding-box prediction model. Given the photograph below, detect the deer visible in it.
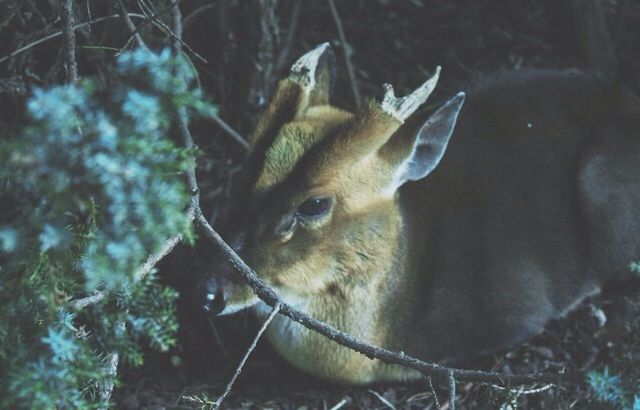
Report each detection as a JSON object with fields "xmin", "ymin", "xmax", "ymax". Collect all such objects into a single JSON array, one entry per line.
[{"xmin": 201, "ymin": 43, "xmax": 640, "ymax": 384}]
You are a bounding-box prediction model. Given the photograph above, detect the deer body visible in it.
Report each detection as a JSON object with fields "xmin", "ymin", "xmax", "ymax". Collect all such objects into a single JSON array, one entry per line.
[{"xmin": 205, "ymin": 44, "xmax": 640, "ymax": 384}]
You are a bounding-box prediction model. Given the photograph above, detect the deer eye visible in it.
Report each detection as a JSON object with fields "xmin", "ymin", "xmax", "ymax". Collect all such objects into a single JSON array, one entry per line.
[{"xmin": 296, "ymin": 197, "xmax": 331, "ymax": 218}]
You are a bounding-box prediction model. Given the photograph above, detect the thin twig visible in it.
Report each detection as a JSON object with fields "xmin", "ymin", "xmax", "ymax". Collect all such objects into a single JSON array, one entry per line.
[
  {"xmin": 447, "ymin": 370, "xmax": 456, "ymax": 410},
  {"xmin": 60, "ymin": 0, "xmax": 78, "ymax": 83},
  {"xmin": 425, "ymin": 375, "xmax": 441, "ymax": 409},
  {"xmin": 135, "ymin": 0, "xmax": 207, "ymax": 63},
  {"xmin": 98, "ymin": 321, "xmax": 125, "ymax": 409},
  {"xmin": 168, "ymin": 0, "xmax": 182, "ymax": 53},
  {"xmin": 327, "ymin": 0, "xmax": 361, "ymax": 108},
  {"xmin": 329, "ymin": 397, "xmax": 350, "ymax": 410},
  {"xmin": 0, "ymin": 13, "xmax": 149, "ymax": 64},
  {"xmin": 213, "ymin": 303, "xmax": 281, "ymax": 409},
  {"xmin": 182, "ymin": 3, "xmax": 217, "ymax": 29},
  {"xmin": 210, "ymin": 113, "xmax": 250, "ymax": 151},
  {"xmin": 368, "ymin": 389, "xmax": 397, "ymax": 410},
  {"xmin": 275, "ymin": 0, "xmax": 303, "ymax": 73},
  {"xmin": 486, "ymin": 382, "xmax": 555, "ymax": 395},
  {"xmin": 116, "ymin": 0, "xmax": 148, "ymax": 50},
  {"xmin": 116, "ymin": 0, "xmax": 184, "ymax": 57}
]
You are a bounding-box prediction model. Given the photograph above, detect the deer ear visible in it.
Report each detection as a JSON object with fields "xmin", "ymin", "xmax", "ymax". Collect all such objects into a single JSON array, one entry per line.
[{"xmin": 389, "ymin": 92, "xmax": 465, "ymax": 189}]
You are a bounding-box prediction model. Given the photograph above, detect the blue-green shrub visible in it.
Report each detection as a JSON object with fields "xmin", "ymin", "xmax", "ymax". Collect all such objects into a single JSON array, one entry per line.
[{"xmin": 0, "ymin": 48, "xmax": 214, "ymax": 407}]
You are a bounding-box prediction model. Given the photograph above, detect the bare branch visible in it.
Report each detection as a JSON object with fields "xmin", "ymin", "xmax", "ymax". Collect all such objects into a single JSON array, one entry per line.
[
  {"xmin": 97, "ymin": 321, "xmax": 125, "ymax": 409},
  {"xmin": 182, "ymin": 3, "xmax": 217, "ymax": 29},
  {"xmin": 447, "ymin": 370, "xmax": 456, "ymax": 410},
  {"xmin": 71, "ymin": 292, "xmax": 106, "ymax": 310},
  {"xmin": 425, "ymin": 375, "xmax": 441, "ymax": 409},
  {"xmin": 116, "ymin": 0, "xmax": 148, "ymax": 50},
  {"xmin": 135, "ymin": 0, "xmax": 207, "ymax": 63},
  {"xmin": 213, "ymin": 303, "xmax": 281, "ymax": 409},
  {"xmin": 116, "ymin": 0, "xmax": 183, "ymax": 57},
  {"xmin": 327, "ymin": 0, "xmax": 361, "ymax": 108},
  {"xmin": 275, "ymin": 0, "xmax": 303, "ymax": 73},
  {"xmin": 210, "ymin": 113, "xmax": 251, "ymax": 151},
  {"xmin": 60, "ymin": 0, "xmax": 78, "ymax": 84},
  {"xmin": 0, "ymin": 14, "xmax": 149, "ymax": 64}
]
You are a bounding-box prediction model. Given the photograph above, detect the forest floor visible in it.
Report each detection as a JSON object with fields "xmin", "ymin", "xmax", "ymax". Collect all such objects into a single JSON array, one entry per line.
[{"xmin": 111, "ymin": 1, "xmax": 640, "ymax": 409}]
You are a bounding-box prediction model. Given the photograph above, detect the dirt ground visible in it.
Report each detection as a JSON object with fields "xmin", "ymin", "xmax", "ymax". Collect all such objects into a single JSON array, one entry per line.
[{"xmin": 111, "ymin": 1, "xmax": 640, "ymax": 409}]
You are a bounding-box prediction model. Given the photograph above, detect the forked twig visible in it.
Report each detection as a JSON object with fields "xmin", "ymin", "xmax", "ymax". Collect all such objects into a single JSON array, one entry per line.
[
  {"xmin": 212, "ymin": 303, "xmax": 281, "ymax": 409},
  {"xmin": 135, "ymin": 0, "xmax": 207, "ymax": 63},
  {"xmin": 116, "ymin": 0, "xmax": 148, "ymax": 50},
  {"xmin": 116, "ymin": 0, "xmax": 183, "ymax": 57}
]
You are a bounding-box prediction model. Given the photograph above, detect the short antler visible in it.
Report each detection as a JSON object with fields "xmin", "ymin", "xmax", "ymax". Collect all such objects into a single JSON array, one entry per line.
[
  {"xmin": 289, "ymin": 42, "xmax": 331, "ymax": 89},
  {"xmin": 381, "ymin": 66, "xmax": 441, "ymax": 122}
]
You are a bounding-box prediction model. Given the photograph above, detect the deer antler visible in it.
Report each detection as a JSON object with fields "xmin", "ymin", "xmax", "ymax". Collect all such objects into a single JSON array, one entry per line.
[
  {"xmin": 289, "ymin": 42, "xmax": 331, "ymax": 89},
  {"xmin": 381, "ymin": 66, "xmax": 441, "ymax": 122}
]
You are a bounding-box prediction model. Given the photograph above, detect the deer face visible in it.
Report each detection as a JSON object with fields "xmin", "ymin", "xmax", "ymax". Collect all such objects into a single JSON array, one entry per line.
[{"xmin": 202, "ymin": 43, "xmax": 464, "ymax": 316}]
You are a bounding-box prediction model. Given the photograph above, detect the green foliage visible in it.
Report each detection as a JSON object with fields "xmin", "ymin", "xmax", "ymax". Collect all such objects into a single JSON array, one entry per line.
[
  {"xmin": 587, "ymin": 367, "xmax": 639, "ymax": 410},
  {"xmin": 587, "ymin": 367, "xmax": 626, "ymax": 405},
  {"xmin": 0, "ymin": 48, "xmax": 214, "ymax": 408}
]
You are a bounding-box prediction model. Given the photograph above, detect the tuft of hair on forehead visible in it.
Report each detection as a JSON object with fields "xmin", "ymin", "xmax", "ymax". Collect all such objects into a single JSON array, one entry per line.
[{"xmin": 253, "ymin": 106, "xmax": 352, "ymax": 193}]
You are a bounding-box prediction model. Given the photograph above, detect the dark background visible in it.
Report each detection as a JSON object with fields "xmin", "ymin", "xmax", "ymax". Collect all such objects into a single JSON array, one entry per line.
[{"xmin": 1, "ymin": 0, "xmax": 639, "ymax": 408}]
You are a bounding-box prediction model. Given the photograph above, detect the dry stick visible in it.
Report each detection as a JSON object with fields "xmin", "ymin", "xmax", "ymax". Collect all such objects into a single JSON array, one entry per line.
[
  {"xmin": 327, "ymin": 0, "xmax": 361, "ymax": 108},
  {"xmin": 210, "ymin": 113, "xmax": 250, "ymax": 151},
  {"xmin": 329, "ymin": 398, "xmax": 350, "ymax": 410},
  {"xmin": 170, "ymin": 2, "xmax": 244, "ymax": 152},
  {"xmin": 368, "ymin": 389, "xmax": 397, "ymax": 410},
  {"xmin": 98, "ymin": 321, "xmax": 125, "ymax": 407},
  {"xmin": 0, "ymin": 13, "xmax": 149, "ymax": 64},
  {"xmin": 425, "ymin": 375, "xmax": 441, "ymax": 409},
  {"xmin": 116, "ymin": 0, "xmax": 149, "ymax": 50},
  {"xmin": 182, "ymin": 3, "xmax": 218, "ymax": 29},
  {"xmin": 60, "ymin": 0, "xmax": 78, "ymax": 83},
  {"xmin": 275, "ymin": 0, "xmax": 303, "ymax": 73},
  {"xmin": 136, "ymin": 0, "xmax": 207, "ymax": 63},
  {"xmin": 116, "ymin": 0, "xmax": 183, "ymax": 57},
  {"xmin": 447, "ymin": 370, "xmax": 456, "ymax": 410},
  {"xmin": 486, "ymin": 382, "xmax": 555, "ymax": 395},
  {"xmin": 213, "ymin": 303, "xmax": 281, "ymax": 409}
]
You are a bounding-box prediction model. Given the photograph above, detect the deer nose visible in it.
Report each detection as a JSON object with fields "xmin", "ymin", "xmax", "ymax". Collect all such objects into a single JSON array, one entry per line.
[{"xmin": 201, "ymin": 276, "xmax": 226, "ymax": 315}]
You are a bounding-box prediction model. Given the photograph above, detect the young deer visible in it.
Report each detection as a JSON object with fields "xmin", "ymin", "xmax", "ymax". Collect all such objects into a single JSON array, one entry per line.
[{"xmin": 203, "ymin": 43, "xmax": 640, "ymax": 384}]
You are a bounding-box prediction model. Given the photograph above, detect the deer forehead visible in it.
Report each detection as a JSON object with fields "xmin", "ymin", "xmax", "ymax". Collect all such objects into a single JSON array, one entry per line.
[{"xmin": 253, "ymin": 105, "xmax": 353, "ymax": 193}]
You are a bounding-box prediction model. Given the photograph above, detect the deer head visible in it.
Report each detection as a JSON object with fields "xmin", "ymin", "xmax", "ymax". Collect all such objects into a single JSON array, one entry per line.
[{"xmin": 202, "ymin": 43, "xmax": 464, "ymax": 317}]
